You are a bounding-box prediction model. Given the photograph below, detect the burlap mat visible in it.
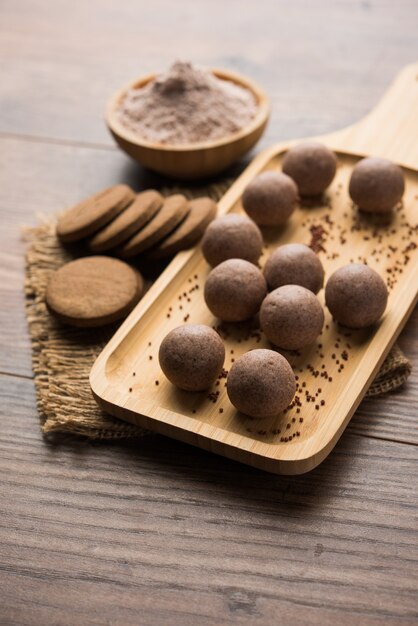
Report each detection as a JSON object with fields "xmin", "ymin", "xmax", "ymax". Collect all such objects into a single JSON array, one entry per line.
[{"xmin": 24, "ymin": 183, "xmax": 412, "ymax": 440}]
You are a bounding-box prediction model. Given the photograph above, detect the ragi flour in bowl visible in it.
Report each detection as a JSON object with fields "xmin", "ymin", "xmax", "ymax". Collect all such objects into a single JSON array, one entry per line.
[{"xmin": 116, "ymin": 60, "xmax": 258, "ymax": 145}]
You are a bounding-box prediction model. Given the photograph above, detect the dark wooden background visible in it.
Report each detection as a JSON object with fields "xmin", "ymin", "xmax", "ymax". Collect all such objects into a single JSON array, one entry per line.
[{"xmin": 1, "ymin": 1, "xmax": 417, "ymax": 624}]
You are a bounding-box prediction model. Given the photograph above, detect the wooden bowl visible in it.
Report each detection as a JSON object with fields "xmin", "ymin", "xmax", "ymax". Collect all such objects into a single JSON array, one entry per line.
[{"xmin": 105, "ymin": 69, "xmax": 270, "ymax": 180}]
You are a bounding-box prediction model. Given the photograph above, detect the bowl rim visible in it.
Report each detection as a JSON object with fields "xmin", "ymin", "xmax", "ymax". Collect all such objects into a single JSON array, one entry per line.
[{"xmin": 105, "ymin": 67, "xmax": 271, "ymax": 152}]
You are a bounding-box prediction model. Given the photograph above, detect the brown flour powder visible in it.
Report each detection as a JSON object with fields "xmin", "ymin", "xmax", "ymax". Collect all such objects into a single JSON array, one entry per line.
[{"xmin": 116, "ymin": 61, "xmax": 258, "ymax": 145}]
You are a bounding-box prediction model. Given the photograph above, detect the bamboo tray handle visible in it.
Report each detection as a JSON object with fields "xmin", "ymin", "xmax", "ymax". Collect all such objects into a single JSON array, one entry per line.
[{"xmin": 324, "ymin": 61, "xmax": 418, "ymax": 169}]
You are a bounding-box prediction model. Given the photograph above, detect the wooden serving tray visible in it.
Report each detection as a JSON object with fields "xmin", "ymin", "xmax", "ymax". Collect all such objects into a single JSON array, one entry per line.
[{"xmin": 91, "ymin": 63, "xmax": 418, "ymax": 474}]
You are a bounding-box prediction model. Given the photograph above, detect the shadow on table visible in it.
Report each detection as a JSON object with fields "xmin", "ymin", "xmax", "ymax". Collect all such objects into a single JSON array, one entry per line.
[
  {"xmin": 118, "ymin": 153, "xmax": 250, "ymax": 192},
  {"xmin": 44, "ymin": 427, "xmax": 363, "ymax": 518}
]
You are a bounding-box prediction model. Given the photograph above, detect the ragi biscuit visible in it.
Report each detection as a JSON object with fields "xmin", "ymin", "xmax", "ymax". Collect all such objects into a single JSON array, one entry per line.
[
  {"xmin": 56, "ymin": 184, "xmax": 135, "ymax": 242},
  {"xmin": 120, "ymin": 194, "xmax": 189, "ymax": 257},
  {"xmin": 148, "ymin": 197, "xmax": 217, "ymax": 259},
  {"xmin": 89, "ymin": 190, "xmax": 163, "ymax": 252},
  {"xmin": 46, "ymin": 256, "xmax": 143, "ymax": 327}
]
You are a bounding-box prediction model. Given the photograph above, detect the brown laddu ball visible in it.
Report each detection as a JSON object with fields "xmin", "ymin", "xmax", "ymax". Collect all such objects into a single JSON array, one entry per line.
[
  {"xmin": 201, "ymin": 213, "xmax": 263, "ymax": 267},
  {"xmin": 204, "ymin": 258, "xmax": 267, "ymax": 322},
  {"xmin": 227, "ymin": 349, "xmax": 296, "ymax": 418},
  {"xmin": 282, "ymin": 142, "xmax": 337, "ymax": 196},
  {"xmin": 325, "ymin": 264, "xmax": 388, "ymax": 328},
  {"xmin": 158, "ymin": 324, "xmax": 225, "ymax": 391},
  {"xmin": 242, "ymin": 171, "xmax": 298, "ymax": 226},
  {"xmin": 260, "ymin": 285, "xmax": 324, "ymax": 350},
  {"xmin": 263, "ymin": 243, "xmax": 324, "ymax": 294},
  {"xmin": 348, "ymin": 157, "xmax": 405, "ymax": 213}
]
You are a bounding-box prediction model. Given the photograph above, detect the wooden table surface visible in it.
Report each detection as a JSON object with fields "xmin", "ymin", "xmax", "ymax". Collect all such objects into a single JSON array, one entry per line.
[{"xmin": 1, "ymin": 1, "xmax": 417, "ymax": 624}]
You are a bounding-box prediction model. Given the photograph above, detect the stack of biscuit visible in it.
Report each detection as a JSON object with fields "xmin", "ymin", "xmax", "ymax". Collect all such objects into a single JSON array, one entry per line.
[
  {"xmin": 48, "ymin": 184, "xmax": 217, "ymax": 327},
  {"xmin": 56, "ymin": 184, "xmax": 217, "ymax": 258}
]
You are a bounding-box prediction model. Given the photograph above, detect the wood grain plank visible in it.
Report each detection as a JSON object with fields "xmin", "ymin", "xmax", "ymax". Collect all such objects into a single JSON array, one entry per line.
[
  {"xmin": 1, "ymin": 0, "xmax": 418, "ymax": 147},
  {"xmin": 1, "ymin": 374, "xmax": 417, "ymax": 626}
]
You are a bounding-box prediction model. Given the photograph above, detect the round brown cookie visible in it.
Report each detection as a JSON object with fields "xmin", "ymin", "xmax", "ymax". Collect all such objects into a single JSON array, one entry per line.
[
  {"xmin": 89, "ymin": 190, "xmax": 163, "ymax": 252},
  {"xmin": 120, "ymin": 194, "xmax": 189, "ymax": 257},
  {"xmin": 56, "ymin": 184, "xmax": 135, "ymax": 243},
  {"xmin": 46, "ymin": 256, "xmax": 143, "ymax": 327},
  {"xmin": 148, "ymin": 197, "xmax": 217, "ymax": 259}
]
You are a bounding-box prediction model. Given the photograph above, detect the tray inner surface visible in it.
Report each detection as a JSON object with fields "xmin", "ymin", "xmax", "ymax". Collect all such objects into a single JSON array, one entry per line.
[{"xmin": 104, "ymin": 152, "xmax": 418, "ymax": 450}]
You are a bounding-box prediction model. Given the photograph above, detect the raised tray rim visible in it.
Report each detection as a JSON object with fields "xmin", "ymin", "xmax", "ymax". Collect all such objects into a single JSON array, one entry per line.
[{"xmin": 90, "ymin": 142, "xmax": 418, "ymax": 474}]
